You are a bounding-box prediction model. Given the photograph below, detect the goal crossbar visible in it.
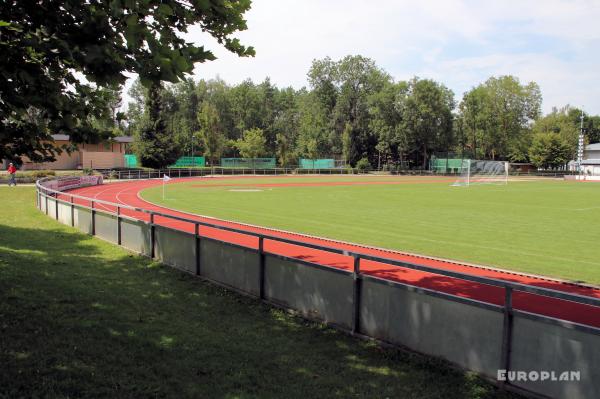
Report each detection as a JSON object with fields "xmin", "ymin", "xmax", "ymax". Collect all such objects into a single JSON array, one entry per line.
[{"xmin": 452, "ymin": 160, "xmax": 508, "ymax": 187}]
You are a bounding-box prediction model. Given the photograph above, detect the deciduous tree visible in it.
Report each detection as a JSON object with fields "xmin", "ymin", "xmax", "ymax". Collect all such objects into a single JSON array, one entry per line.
[
  {"xmin": 398, "ymin": 78, "xmax": 455, "ymax": 168},
  {"xmin": 458, "ymin": 76, "xmax": 541, "ymax": 160},
  {"xmin": 234, "ymin": 128, "xmax": 266, "ymax": 160},
  {"xmin": 529, "ymin": 133, "xmax": 571, "ymax": 169},
  {"xmin": 197, "ymin": 102, "xmax": 225, "ymax": 166},
  {"xmin": 0, "ymin": 0, "xmax": 253, "ymax": 163}
]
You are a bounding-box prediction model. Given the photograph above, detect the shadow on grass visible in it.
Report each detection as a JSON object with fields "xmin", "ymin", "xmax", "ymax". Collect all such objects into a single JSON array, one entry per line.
[{"xmin": 0, "ymin": 219, "xmax": 519, "ymax": 399}]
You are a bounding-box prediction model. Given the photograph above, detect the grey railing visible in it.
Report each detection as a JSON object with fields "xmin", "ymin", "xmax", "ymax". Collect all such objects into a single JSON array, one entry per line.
[
  {"xmin": 36, "ymin": 176, "xmax": 600, "ymax": 320},
  {"xmin": 98, "ymin": 167, "xmax": 364, "ymax": 180},
  {"xmin": 35, "ymin": 176, "xmax": 600, "ymax": 399}
]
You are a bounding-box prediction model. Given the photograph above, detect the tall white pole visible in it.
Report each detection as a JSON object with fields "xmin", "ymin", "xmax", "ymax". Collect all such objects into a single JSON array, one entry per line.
[{"xmin": 577, "ymin": 110, "xmax": 585, "ymax": 179}]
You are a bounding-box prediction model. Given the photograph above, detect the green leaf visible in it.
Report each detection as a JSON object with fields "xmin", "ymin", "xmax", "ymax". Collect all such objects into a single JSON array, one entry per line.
[{"xmin": 157, "ymin": 4, "xmax": 173, "ymax": 16}]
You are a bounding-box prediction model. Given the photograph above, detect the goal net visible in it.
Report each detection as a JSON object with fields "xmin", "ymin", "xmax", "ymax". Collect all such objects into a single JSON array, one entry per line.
[{"xmin": 452, "ymin": 160, "xmax": 509, "ymax": 186}]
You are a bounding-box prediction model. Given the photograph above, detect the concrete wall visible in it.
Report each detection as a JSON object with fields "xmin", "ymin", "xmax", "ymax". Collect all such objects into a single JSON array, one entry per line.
[
  {"xmin": 47, "ymin": 198, "xmax": 57, "ymax": 220},
  {"xmin": 154, "ymin": 226, "xmax": 196, "ymax": 274},
  {"xmin": 95, "ymin": 213, "xmax": 119, "ymax": 244},
  {"xmin": 40, "ymin": 195, "xmax": 47, "ymax": 214},
  {"xmin": 21, "ymin": 140, "xmax": 129, "ymax": 170},
  {"xmin": 264, "ymin": 255, "xmax": 354, "ymax": 329},
  {"xmin": 585, "ymin": 149, "xmax": 600, "ymax": 159},
  {"xmin": 81, "ymin": 152, "xmax": 125, "ymax": 169},
  {"xmin": 57, "ymin": 202, "xmax": 72, "ymax": 226},
  {"xmin": 359, "ymin": 279, "xmax": 504, "ymax": 377},
  {"xmin": 21, "ymin": 141, "xmax": 80, "ymax": 170},
  {"xmin": 510, "ymin": 316, "xmax": 600, "ymax": 399},
  {"xmin": 120, "ymin": 218, "xmax": 151, "ymax": 256},
  {"xmin": 199, "ymin": 239, "xmax": 261, "ymax": 295},
  {"xmin": 74, "ymin": 207, "xmax": 93, "ymax": 235}
]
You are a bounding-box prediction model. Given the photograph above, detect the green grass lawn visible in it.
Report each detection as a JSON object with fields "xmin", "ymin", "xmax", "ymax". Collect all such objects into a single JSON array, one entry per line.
[
  {"xmin": 141, "ymin": 176, "xmax": 600, "ymax": 285},
  {"xmin": 0, "ymin": 186, "xmax": 516, "ymax": 398}
]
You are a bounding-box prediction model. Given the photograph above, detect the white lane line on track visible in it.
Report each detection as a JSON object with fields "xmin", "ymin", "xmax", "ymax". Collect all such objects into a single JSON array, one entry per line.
[{"xmin": 92, "ymin": 186, "xmax": 121, "ymax": 211}]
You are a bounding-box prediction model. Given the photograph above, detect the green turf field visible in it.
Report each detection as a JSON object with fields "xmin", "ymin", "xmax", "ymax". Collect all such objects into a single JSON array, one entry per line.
[{"xmin": 140, "ymin": 176, "xmax": 600, "ymax": 285}]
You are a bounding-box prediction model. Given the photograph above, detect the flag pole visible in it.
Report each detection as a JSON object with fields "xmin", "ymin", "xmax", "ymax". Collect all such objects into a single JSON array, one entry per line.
[{"xmin": 162, "ymin": 173, "xmax": 171, "ymax": 199}]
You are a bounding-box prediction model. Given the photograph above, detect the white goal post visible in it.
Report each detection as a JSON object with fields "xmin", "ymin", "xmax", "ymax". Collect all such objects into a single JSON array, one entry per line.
[{"xmin": 452, "ymin": 160, "xmax": 509, "ymax": 186}]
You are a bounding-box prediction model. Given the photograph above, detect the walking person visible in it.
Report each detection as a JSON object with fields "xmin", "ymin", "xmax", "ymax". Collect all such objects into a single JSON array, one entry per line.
[{"xmin": 7, "ymin": 163, "xmax": 17, "ymax": 186}]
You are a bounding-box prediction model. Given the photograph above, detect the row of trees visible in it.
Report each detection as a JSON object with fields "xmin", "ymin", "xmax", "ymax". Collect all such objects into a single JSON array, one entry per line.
[
  {"xmin": 3, "ymin": 2, "xmax": 599, "ymax": 171},
  {"xmin": 125, "ymin": 55, "xmax": 600, "ymax": 169}
]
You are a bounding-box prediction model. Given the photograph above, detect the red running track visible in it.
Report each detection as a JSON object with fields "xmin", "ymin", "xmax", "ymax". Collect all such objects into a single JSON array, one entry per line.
[{"xmin": 65, "ymin": 176, "xmax": 600, "ymax": 328}]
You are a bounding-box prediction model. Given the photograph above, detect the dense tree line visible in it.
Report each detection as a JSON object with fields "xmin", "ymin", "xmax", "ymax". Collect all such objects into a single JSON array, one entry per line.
[
  {"xmin": 126, "ymin": 55, "xmax": 600, "ymax": 169},
  {"xmin": 3, "ymin": 2, "xmax": 597, "ymax": 171}
]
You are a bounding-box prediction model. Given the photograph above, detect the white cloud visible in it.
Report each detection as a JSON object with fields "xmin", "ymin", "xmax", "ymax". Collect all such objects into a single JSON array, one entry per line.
[{"xmin": 123, "ymin": 0, "xmax": 600, "ymax": 114}]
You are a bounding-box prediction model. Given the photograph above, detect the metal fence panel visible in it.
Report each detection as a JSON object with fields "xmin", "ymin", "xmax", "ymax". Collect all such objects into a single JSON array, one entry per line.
[
  {"xmin": 121, "ymin": 218, "xmax": 151, "ymax": 256},
  {"xmin": 74, "ymin": 207, "xmax": 93, "ymax": 234},
  {"xmin": 57, "ymin": 202, "xmax": 72, "ymax": 226},
  {"xmin": 264, "ymin": 255, "xmax": 354, "ymax": 329},
  {"xmin": 95, "ymin": 212, "xmax": 118, "ymax": 244},
  {"xmin": 40, "ymin": 196, "xmax": 47, "ymax": 213},
  {"xmin": 47, "ymin": 198, "xmax": 57, "ymax": 219},
  {"xmin": 510, "ymin": 315, "xmax": 600, "ymax": 399},
  {"xmin": 199, "ymin": 239, "xmax": 260, "ymax": 295},
  {"xmin": 359, "ymin": 279, "xmax": 504, "ymax": 377},
  {"xmin": 154, "ymin": 226, "xmax": 196, "ymax": 274}
]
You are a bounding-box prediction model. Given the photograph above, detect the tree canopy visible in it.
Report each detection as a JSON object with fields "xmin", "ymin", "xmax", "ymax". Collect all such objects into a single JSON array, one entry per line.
[
  {"xmin": 125, "ymin": 55, "xmax": 600, "ymax": 171},
  {"xmin": 234, "ymin": 128, "xmax": 266, "ymax": 159},
  {"xmin": 457, "ymin": 76, "xmax": 542, "ymax": 161},
  {"xmin": 529, "ymin": 133, "xmax": 572, "ymax": 169},
  {"xmin": 0, "ymin": 0, "xmax": 254, "ymax": 164}
]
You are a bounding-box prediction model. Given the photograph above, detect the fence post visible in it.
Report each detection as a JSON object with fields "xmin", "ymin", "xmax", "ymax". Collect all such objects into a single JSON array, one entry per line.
[
  {"xmin": 70, "ymin": 196, "xmax": 75, "ymax": 227},
  {"xmin": 55, "ymin": 195, "xmax": 59, "ymax": 220},
  {"xmin": 259, "ymin": 236, "xmax": 265, "ymax": 299},
  {"xmin": 500, "ymin": 286, "xmax": 514, "ymax": 378},
  {"xmin": 45, "ymin": 194, "xmax": 49, "ymax": 215},
  {"xmin": 195, "ymin": 223, "xmax": 201, "ymax": 276},
  {"xmin": 91, "ymin": 200, "xmax": 96, "ymax": 235},
  {"xmin": 117, "ymin": 206, "xmax": 122, "ymax": 245},
  {"xmin": 352, "ymin": 255, "xmax": 362, "ymax": 334},
  {"xmin": 150, "ymin": 213, "xmax": 155, "ymax": 259}
]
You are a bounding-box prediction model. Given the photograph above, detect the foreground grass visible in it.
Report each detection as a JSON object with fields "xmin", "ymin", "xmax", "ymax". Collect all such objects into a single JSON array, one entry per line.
[
  {"xmin": 142, "ymin": 176, "xmax": 600, "ymax": 284},
  {"xmin": 0, "ymin": 187, "xmax": 516, "ymax": 398}
]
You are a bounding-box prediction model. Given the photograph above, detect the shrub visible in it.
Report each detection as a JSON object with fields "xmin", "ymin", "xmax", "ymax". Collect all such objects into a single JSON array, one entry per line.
[
  {"xmin": 31, "ymin": 170, "xmax": 56, "ymax": 178},
  {"xmin": 82, "ymin": 168, "xmax": 94, "ymax": 176},
  {"xmin": 356, "ymin": 158, "xmax": 372, "ymax": 173}
]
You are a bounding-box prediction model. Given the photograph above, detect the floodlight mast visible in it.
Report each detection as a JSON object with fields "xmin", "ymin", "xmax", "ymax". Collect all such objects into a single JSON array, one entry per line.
[{"xmin": 577, "ymin": 110, "xmax": 585, "ymax": 179}]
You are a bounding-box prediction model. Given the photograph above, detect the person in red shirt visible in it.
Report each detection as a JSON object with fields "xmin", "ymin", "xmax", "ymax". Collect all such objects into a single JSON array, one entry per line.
[{"xmin": 7, "ymin": 163, "xmax": 17, "ymax": 186}]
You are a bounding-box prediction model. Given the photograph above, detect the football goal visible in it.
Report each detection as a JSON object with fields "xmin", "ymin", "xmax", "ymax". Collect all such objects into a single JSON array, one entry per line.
[{"xmin": 452, "ymin": 160, "xmax": 509, "ymax": 186}]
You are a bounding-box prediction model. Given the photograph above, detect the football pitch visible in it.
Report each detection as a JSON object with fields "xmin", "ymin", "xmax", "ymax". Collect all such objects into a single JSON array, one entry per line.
[{"xmin": 140, "ymin": 175, "xmax": 600, "ymax": 285}]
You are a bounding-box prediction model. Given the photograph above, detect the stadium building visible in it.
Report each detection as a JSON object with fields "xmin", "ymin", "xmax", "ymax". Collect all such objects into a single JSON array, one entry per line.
[
  {"xmin": 581, "ymin": 143, "xmax": 600, "ymax": 176},
  {"xmin": 2, "ymin": 134, "xmax": 134, "ymax": 170}
]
